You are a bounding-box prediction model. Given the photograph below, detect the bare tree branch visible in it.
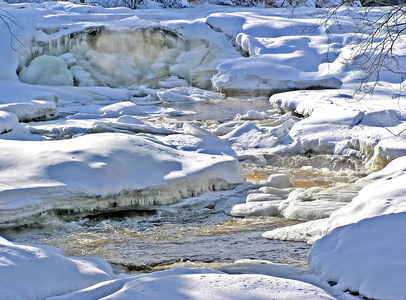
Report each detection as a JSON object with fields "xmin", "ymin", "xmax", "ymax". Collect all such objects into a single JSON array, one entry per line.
[
  {"xmin": 320, "ymin": 2, "xmax": 406, "ymax": 96},
  {"xmin": 0, "ymin": 8, "xmax": 23, "ymax": 51}
]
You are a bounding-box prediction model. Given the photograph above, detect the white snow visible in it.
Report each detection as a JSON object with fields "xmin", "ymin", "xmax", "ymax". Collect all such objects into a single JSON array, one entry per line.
[
  {"xmin": 47, "ymin": 267, "xmax": 338, "ymax": 300},
  {"xmin": 0, "ymin": 133, "xmax": 243, "ymax": 224},
  {"xmin": 0, "ymin": 1, "xmax": 406, "ymax": 299},
  {"xmin": 0, "ymin": 236, "xmax": 116, "ymax": 300},
  {"xmin": 0, "ymin": 111, "xmax": 19, "ymax": 133},
  {"xmin": 308, "ymin": 213, "xmax": 406, "ymax": 300}
]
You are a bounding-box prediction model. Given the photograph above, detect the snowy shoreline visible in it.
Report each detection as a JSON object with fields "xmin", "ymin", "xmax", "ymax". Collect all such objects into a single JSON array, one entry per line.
[{"xmin": 0, "ymin": 1, "xmax": 406, "ymax": 299}]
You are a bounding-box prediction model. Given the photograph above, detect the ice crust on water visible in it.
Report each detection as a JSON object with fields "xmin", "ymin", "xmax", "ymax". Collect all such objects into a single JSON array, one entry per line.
[
  {"xmin": 269, "ymin": 89, "xmax": 406, "ymax": 169},
  {"xmin": 0, "ymin": 100, "xmax": 57, "ymax": 122}
]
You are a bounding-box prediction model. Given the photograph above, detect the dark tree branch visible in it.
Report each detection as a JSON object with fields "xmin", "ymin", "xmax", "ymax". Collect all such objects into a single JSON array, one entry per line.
[
  {"xmin": 320, "ymin": 2, "xmax": 406, "ymax": 97},
  {"xmin": 0, "ymin": 8, "xmax": 23, "ymax": 51}
]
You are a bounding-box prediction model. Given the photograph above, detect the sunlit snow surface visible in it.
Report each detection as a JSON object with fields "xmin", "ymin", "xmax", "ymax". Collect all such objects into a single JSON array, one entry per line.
[{"xmin": 0, "ymin": 1, "xmax": 406, "ymax": 299}]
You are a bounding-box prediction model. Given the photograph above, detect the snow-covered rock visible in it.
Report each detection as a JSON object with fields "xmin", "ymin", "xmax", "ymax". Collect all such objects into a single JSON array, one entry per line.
[{"xmin": 308, "ymin": 213, "xmax": 406, "ymax": 300}]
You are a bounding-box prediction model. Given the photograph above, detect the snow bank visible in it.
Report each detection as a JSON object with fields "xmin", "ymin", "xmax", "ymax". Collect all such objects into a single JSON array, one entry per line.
[
  {"xmin": 49, "ymin": 267, "xmax": 337, "ymax": 300},
  {"xmin": 0, "ymin": 133, "xmax": 244, "ymax": 224},
  {"xmin": 323, "ymin": 155, "xmax": 406, "ymax": 235},
  {"xmin": 0, "ymin": 236, "xmax": 116, "ymax": 300},
  {"xmin": 308, "ymin": 213, "xmax": 406, "ymax": 300}
]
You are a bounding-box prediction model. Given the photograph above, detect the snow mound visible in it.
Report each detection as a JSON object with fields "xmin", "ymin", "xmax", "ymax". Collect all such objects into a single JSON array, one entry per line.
[
  {"xmin": 323, "ymin": 155, "xmax": 406, "ymax": 235},
  {"xmin": 19, "ymin": 55, "xmax": 74, "ymax": 86},
  {"xmin": 49, "ymin": 267, "xmax": 337, "ymax": 300},
  {"xmin": 0, "ymin": 236, "xmax": 116, "ymax": 300},
  {"xmin": 78, "ymin": 101, "xmax": 147, "ymax": 117},
  {"xmin": 308, "ymin": 213, "xmax": 406, "ymax": 300},
  {"xmin": 0, "ymin": 133, "xmax": 244, "ymax": 224},
  {"xmin": 0, "ymin": 111, "xmax": 19, "ymax": 134}
]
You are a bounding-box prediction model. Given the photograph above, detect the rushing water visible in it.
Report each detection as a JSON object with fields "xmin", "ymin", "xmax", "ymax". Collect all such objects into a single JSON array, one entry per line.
[{"xmin": 0, "ymin": 206, "xmax": 309, "ymax": 272}]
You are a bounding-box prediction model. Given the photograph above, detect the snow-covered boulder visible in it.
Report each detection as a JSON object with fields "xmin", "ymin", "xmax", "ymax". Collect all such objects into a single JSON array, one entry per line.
[{"xmin": 308, "ymin": 213, "xmax": 406, "ymax": 300}]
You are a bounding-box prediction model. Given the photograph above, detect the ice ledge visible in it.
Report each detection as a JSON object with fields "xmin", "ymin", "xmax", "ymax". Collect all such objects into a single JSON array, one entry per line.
[
  {"xmin": 212, "ymin": 69, "xmax": 342, "ymax": 97},
  {"xmin": 0, "ymin": 133, "xmax": 244, "ymax": 226}
]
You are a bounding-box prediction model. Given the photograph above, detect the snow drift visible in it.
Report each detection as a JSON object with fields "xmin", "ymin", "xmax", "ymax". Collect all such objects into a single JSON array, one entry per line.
[{"xmin": 0, "ymin": 133, "xmax": 244, "ymax": 225}]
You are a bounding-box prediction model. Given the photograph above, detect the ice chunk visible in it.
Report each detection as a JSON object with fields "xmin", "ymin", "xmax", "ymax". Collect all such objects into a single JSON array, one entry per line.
[
  {"xmin": 92, "ymin": 118, "xmax": 177, "ymax": 135},
  {"xmin": 235, "ymin": 110, "xmax": 269, "ymax": 120},
  {"xmin": 265, "ymin": 174, "xmax": 295, "ymax": 189},
  {"xmin": 78, "ymin": 101, "xmax": 147, "ymax": 118},
  {"xmin": 0, "ymin": 100, "xmax": 57, "ymax": 122},
  {"xmin": 231, "ymin": 202, "xmax": 280, "ymax": 217},
  {"xmin": 262, "ymin": 219, "xmax": 328, "ymax": 243},
  {"xmin": 19, "ymin": 55, "xmax": 74, "ymax": 86},
  {"xmin": 246, "ymin": 192, "xmax": 285, "ymax": 202},
  {"xmin": 161, "ymin": 133, "xmax": 237, "ymax": 157},
  {"xmin": 183, "ymin": 122, "xmax": 217, "ymax": 137},
  {"xmin": 157, "ymin": 87, "xmax": 224, "ymax": 103}
]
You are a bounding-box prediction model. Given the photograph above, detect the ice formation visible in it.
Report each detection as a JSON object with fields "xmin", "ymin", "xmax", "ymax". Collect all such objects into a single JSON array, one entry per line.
[{"xmin": 0, "ymin": 133, "xmax": 244, "ymax": 225}]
